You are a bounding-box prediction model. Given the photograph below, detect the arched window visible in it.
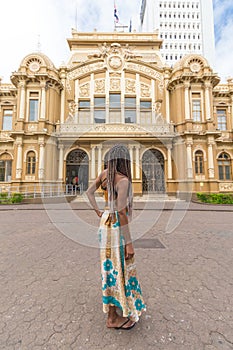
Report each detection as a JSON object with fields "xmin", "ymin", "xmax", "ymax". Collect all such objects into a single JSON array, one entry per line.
[
  {"xmin": 218, "ymin": 153, "xmax": 231, "ymax": 180},
  {"xmin": 0, "ymin": 153, "xmax": 12, "ymax": 182},
  {"xmin": 26, "ymin": 151, "xmax": 36, "ymax": 175},
  {"xmin": 195, "ymin": 151, "xmax": 204, "ymax": 174}
]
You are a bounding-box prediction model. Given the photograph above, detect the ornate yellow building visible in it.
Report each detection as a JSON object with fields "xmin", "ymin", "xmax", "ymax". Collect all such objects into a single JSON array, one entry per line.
[{"xmin": 0, "ymin": 30, "xmax": 233, "ymax": 197}]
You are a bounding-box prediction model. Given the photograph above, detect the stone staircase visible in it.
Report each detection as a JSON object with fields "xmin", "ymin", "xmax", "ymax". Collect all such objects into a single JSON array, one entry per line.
[
  {"xmin": 72, "ymin": 193, "xmax": 180, "ymax": 202},
  {"xmin": 133, "ymin": 193, "xmax": 179, "ymax": 202}
]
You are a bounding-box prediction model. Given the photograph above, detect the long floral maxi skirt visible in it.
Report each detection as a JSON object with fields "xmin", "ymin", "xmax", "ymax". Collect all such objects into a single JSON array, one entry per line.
[{"xmin": 98, "ymin": 210, "xmax": 146, "ymax": 322}]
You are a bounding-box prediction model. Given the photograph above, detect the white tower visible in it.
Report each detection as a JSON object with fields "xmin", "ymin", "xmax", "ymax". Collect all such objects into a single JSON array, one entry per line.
[{"xmin": 140, "ymin": 0, "xmax": 215, "ymax": 68}]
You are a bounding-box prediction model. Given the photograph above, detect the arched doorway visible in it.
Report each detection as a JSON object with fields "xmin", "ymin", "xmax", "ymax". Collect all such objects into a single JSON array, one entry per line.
[
  {"xmin": 66, "ymin": 149, "xmax": 89, "ymax": 190},
  {"xmin": 142, "ymin": 149, "xmax": 165, "ymax": 193}
]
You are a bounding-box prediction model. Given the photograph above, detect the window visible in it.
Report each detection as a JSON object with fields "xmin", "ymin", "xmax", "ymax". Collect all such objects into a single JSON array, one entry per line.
[
  {"xmin": 26, "ymin": 151, "xmax": 36, "ymax": 175},
  {"xmin": 78, "ymin": 100, "xmax": 90, "ymax": 124},
  {"xmin": 125, "ymin": 97, "xmax": 136, "ymax": 123},
  {"xmin": 94, "ymin": 97, "xmax": 105, "ymax": 123},
  {"xmin": 29, "ymin": 92, "xmax": 39, "ymax": 121},
  {"xmin": 2, "ymin": 109, "xmax": 13, "ymax": 130},
  {"xmin": 79, "ymin": 100, "xmax": 90, "ymax": 109},
  {"xmin": 217, "ymin": 109, "xmax": 227, "ymax": 131},
  {"xmin": 140, "ymin": 100, "xmax": 152, "ymax": 124},
  {"xmin": 218, "ymin": 153, "xmax": 231, "ymax": 180},
  {"xmin": 192, "ymin": 93, "xmax": 201, "ymax": 122},
  {"xmin": 109, "ymin": 94, "xmax": 121, "ymax": 123},
  {"xmin": 0, "ymin": 154, "xmax": 12, "ymax": 182},
  {"xmin": 195, "ymin": 151, "xmax": 204, "ymax": 174},
  {"xmin": 109, "ymin": 94, "xmax": 121, "ymax": 108}
]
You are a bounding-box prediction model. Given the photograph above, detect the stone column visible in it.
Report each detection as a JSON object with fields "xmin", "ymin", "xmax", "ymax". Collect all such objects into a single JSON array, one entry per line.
[
  {"xmin": 164, "ymin": 76, "xmax": 170, "ymax": 123},
  {"xmin": 90, "ymin": 73, "xmax": 94, "ymax": 124},
  {"xmin": 60, "ymin": 67, "xmax": 66, "ymax": 124},
  {"xmin": 40, "ymin": 81, "xmax": 46, "ymax": 119},
  {"xmin": 19, "ymin": 81, "xmax": 26, "ymax": 119},
  {"xmin": 231, "ymin": 95, "xmax": 233, "ymax": 123},
  {"xmin": 120, "ymin": 71, "xmax": 125, "ymax": 124},
  {"xmin": 135, "ymin": 145, "xmax": 140, "ymax": 179},
  {"xmin": 152, "ymin": 80, "xmax": 156, "ymax": 124},
  {"xmin": 167, "ymin": 144, "xmax": 172, "ymax": 179},
  {"xmin": 186, "ymin": 140, "xmax": 193, "ymax": 178},
  {"xmin": 97, "ymin": 145, "xmax": 102, "ymax": 174},
  {"xmin": 91, "ymin": 145, "xmax": 96, "ymax": 179},
  {"xmin": 16, "ymin": 138, "xmax": 23, "ymax": 179},
  {"xmin": 136, "ymin": 74, "xmax": 140, "ymax": 124},
  {"xmin": 58, "ymin": 144, "xmax": 64, "ymax": 181},
  {"xmin": 38, "ymin": 139, "xmax": 45, "ymax": 180},
  {"xmin": 75, "ymin": 79, "xmax": 79, "ymax": 102},
  {"xmin": 207, "ymin": 138, "xmax": 215, "ymax": 178},
  {"xmin": 205, "ymin": 82, "xmax": 211, "ymax": 120},
  {"xmin": 184, "ymin": 82, "xmax": 190, "ymax": 120},
  {"xmin": 105, "ymin": 71, "xmax": 110, "ymax": 123},
  {"xmin": 129, "ymin": 145, "xmax": 134, "ymax": 179}
]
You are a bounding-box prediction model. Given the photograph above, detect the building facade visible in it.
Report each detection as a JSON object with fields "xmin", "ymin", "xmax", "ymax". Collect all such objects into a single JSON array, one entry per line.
[
  {"xmin": 140, "ymin": 0, "xmax": 215, "ymax": 68},
  {"xmin": 0, "ymin": 31, "xmax": 232, "ymax": 197}
]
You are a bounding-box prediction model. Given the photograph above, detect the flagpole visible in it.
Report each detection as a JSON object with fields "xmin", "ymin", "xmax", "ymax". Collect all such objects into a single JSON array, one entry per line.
[{"xmin": 114, "ymin": 0, "xmax": 116, "ymax": 31}]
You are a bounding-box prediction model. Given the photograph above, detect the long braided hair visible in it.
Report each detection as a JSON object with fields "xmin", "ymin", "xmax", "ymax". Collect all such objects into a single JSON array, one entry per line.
[{"xmin": 107, "ymin": 144, "xmax": 133, "ymax": 219}]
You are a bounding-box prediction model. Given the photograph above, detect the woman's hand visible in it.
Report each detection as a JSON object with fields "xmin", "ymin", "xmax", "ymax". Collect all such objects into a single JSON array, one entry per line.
[
  {"xmin": 96, "ymin": 210, "xmax": 103, "ymax": 218},
  {"xmin": 125, "ymin": 242, "xmax": 135, "ymax": 260}
]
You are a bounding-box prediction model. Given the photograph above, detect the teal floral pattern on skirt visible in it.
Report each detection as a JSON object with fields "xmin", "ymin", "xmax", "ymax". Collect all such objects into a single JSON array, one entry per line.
[{"xmin": 98, "ymin": 210, "xmax": 146, "ymax": 322}]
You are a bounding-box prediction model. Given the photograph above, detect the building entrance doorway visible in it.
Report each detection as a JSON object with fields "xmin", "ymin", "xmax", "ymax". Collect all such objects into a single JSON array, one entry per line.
[
  {"xmin": 142, "ymin": 149, "xmax": 165, "ymax": 193},
  {"xmin": 66, "ymin": 149, "xmax": 89, "ymax": 191}
]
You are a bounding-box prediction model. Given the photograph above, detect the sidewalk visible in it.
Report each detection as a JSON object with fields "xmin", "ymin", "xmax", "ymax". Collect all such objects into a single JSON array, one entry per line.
[{"xmin": 0, "ymin": 202, "xmax": 233, "ymax": 349}]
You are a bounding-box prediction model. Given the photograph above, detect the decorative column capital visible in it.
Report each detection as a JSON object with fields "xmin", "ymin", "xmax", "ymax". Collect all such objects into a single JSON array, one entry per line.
[
  {"xmin": 18, "ymin": 81, "xmax": 26, "ymax": 88},
  {"xmin": 40, "ymin": 81, "xmax": 46, "ymax": 88}
]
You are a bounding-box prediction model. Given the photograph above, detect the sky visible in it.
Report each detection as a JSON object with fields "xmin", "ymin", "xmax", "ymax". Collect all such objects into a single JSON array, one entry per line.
[{"xmin": 0, "ymin": 0, "xmax": 232, "ymax": 83}]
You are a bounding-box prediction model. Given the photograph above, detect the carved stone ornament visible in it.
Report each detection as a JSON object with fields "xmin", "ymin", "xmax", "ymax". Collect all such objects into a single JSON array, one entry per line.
[
  {"xmin": 141, "ymin": 83, "xmax": 150, "ymax": 97},
  {"xmin": 108, "ymin": 55, "xmax": 123, "ymax": 70},
  {"xmin": 219, "ymin": 183, "xmax": 233, "ymax": 192},
  {"xmin": 29, "ymin": 61, "xmax": 40, "ymax": 72},
  {"xmin": 16, "ymin": 169, "xmax": 22, "ymax": 178},
  {"xmin": 28, "ymin": 124, "xmax": 38, "ymax": 132},
  {"xmin": 190, "ymin": 62, "xmax": 201, "ymax": 73},
  {"xmin": 126, "ymin": 79, "xmax": 136, "ymax": 93},
  {"xmin": 79, "ymin": 83, "xmax": 90, "ymax": 97},
  {"xmin": 95, "ymin": 79, "xmax": 105, "ymax": 93},
  {"xmin": 110, "ymin": 78, "xmax": 121, "ymax": 91},
  {"xmin": 0, "ymin": 132, "xmax": 13, "ymax": 141}
]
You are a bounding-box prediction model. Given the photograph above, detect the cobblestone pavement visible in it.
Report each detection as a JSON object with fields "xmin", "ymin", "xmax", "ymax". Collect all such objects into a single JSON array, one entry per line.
[{"xmin": 0, "ymin": 201, "xmax": 233, "ymax": 350}]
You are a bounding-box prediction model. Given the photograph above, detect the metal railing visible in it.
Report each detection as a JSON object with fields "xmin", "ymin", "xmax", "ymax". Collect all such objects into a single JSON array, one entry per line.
[{"xmin": 0, "ymin": 183, "xmax": 84, "ymax": 199}]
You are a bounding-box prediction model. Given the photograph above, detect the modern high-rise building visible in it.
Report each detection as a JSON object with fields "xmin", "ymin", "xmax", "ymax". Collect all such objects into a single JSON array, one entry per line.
[{"xmin": 140, "ymin": 0, "xmax": 215, "ymax": 68}]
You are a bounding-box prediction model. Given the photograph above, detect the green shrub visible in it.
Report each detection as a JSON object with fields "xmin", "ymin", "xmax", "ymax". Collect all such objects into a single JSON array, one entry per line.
[
  {"xmin": 11, "ymin": 193, "xmax": 23, "ymax": 203},
  {"xmin": 197, "ymin": 192, "xmax": 233, "ymax": 204},
  {"xmin": 0, "ymin": 192, "xmax": 9, "ymax": 204},
  {"xmin": 0, "ymin": 192, "xmax": 23, "ymax": 204}
]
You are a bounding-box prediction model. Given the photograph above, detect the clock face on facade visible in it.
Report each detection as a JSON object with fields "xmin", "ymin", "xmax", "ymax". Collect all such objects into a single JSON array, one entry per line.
[{"xmin": 29, "ymin": 61, "xmax": 40, "ymax": 72}]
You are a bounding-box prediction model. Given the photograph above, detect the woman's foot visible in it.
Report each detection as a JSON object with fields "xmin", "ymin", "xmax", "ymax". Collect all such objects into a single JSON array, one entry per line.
[{"xmin": 107, "ymin": 316, "xmax": 135, "ymax": 329}]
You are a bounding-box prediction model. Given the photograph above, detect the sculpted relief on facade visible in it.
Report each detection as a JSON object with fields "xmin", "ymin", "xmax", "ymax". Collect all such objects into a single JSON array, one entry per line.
[{"xmin": 95, "ymin": 79, "xmax": 105, "ymax": 94}]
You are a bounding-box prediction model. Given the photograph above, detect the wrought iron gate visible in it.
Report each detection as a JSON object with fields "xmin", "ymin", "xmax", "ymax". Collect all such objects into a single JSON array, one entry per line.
[
  {"xmin": 142, "ymin": 149, "xmax": 165, "ymax": 193},
  {"xmin": 66, "ymin": 149, "xmax": 89, "ymax": 190}
]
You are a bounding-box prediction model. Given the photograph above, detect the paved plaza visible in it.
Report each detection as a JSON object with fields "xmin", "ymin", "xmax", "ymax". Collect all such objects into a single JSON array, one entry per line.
[{"xmin": 0, "ymin": 200, "xmax": 233, "ymax": 350}]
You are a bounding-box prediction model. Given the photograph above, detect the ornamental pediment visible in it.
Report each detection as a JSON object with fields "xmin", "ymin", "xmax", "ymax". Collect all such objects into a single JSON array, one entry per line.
[{"xmin": 67, "ymin": 51, "xmax": 164, "ymax": 86}]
